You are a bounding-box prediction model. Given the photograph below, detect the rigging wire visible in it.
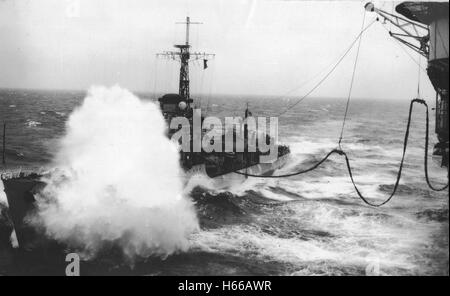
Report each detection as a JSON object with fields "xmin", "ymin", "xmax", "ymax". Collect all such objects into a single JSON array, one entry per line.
[
  {"xmin": 233, "ymin": 12, "xmax": 448, "ymax": 206},
  {"xmin": 417, "ymin": 54, "xmax": 421, "ymax": 98},
  {"xmin": 152, "ymin": 57, "xmax": 158, "ymax": 100},
  {"xmin": 205, "ymin": 62, "xmax": 215, "ymax": 115},
  {"xmin": 267, "ymin": 48, "xmax": 357, "ymax": 112},
  {"xmin": 380, "ymin": 24, "xmax": 427, "ymax": 73},
  {"xmin": 389, "ymin": 1, "xmax": 394, "ymax": 32},
  {"xmin": 235, "ymin": 99, "xmax": 448, "ymax": 206},
  {"xmin": 338, "ymin": 11, "xmax": 366, "ymax": 148},
  {"xmin": 198, "ymin": 61, "xmax": 206, "ymax": 108},
  {"xmin": 276, "ymin": 18, "xmax": 377, "ymax": 117}
]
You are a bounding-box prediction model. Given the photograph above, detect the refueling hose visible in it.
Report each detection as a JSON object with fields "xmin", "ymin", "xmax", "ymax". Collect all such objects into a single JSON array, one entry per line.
[{"xmin": 234, "ymin": 99, "xmax": 449, "ymax": 207}]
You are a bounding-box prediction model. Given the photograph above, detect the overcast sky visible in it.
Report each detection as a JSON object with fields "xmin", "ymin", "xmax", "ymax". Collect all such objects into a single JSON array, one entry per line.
[{"xmin": 0, "ymin": 0, "xmax": 441, "ymax": 99}]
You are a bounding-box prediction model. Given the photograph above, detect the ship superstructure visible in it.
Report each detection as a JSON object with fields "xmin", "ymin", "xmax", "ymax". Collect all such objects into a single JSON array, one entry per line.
[
  {"xmin": 365, "ymin": 1, "xmax": 449, "ymax": 167},
  {"xmin": 156, "ymin": 17, "xmax": 290, "ymax": 178}
]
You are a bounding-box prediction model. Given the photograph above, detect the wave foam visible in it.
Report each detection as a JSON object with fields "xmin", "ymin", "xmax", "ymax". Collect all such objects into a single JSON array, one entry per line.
[{"xmin": 32, "ymin": 85, "xmax": 199, "ymax": 260}]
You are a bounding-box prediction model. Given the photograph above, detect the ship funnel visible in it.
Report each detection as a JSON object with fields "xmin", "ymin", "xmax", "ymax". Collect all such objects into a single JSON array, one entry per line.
[{"xmin": 364, "ymin": 2, "xmax": 375, "ymax": 12}]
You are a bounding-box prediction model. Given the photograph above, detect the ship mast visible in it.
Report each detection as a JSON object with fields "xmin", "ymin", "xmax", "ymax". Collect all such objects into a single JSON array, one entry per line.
[{"xmin": 157, "ymin": 16, "xmax": 215, "ymax": 108}]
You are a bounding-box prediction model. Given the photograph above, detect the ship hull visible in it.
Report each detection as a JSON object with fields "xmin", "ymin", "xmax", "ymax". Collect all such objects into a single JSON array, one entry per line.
[
  {"xmin": 184, "ymin": 153, "xmax": 290, "ymax": 188},
  {"xmin": 1, "ymin": 153, "xmax": 290, "ymax": 249}
]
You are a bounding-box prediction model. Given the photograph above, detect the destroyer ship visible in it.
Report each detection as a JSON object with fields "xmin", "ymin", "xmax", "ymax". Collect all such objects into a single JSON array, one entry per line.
[
  {"xmin": 1, "ymin": 17, "xmax": 290, "ymax": 249},
  {"xmin": 157, "ymin": 17, "xmax": 290, "ymax": 184}
]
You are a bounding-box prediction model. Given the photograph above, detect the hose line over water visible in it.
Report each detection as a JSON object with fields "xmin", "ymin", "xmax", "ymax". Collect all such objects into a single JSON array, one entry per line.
[
  {"xmin": 234, "ymin": 11, "xmax": 448, "ymax": 206},
  {"xmin": 338, "ymin": 11, "xmax": 366, "ymax": 148},
  {"xmin": 235, "ymin": 99, "xmax": 448, "ymax": 206}
]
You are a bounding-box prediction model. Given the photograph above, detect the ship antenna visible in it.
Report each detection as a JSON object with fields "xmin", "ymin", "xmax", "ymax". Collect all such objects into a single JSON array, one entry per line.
[{"xmin": 156, "ymin": 16, "xmax": 215, "ymax": 109}]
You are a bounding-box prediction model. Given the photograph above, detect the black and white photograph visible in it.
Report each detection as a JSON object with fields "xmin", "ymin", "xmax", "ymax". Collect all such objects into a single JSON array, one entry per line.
[{"xmin": 0, "ymin": 0, "xmax": 448, "ymax": 280}]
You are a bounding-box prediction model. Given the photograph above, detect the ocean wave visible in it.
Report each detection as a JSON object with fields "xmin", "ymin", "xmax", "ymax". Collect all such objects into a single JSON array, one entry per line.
[
  {"xmin": 379, "ymin": 183, "xmax": 433, "ymax": 197},
  {"xmin": 190, "ymin": 187, "xmax": 253, "ymax": 229},
  {"xmin": 0, "ymin": 91, "xmax": 447, "ymax": 275},
  {"xmin": 43, "ymin": 110, "xmax": 67, "ymax": 117},
  {"xmin": 26, "ymin": 120, "xmax": 42, "ymax": 127},
  {"xmin": 0, "ymin": 196, "xmax": 14, "ymax": 249},
  {"xmin": 251, "ymin": 188, "xmax": 294, "ymax": 202},
  {"xmin": 38, "ymin": 110, "xmax": 67, "ymax": 119},
  {"xmin": 285, "ymin": 136, "xmax": 336, "ymax": 155},
  {"xmin": 267, "ymin": 186, "xmax": 304, "ymax": 200},
  {"xmin": 0, "ymin": 181, "xmax": 6, "ymax": 206},
  {"xmin": 416, "ymin": 208, "xmax": 449, "ymax": 222},
  {"xmin": 3, "ymin": 148, "xmax": 25, "ymax": 160},
  {"xmin": 190, "ymin": 196, "xmax": 443, "ymax": 275},
  {"xmin": 189, "ymin": 185, "xmax": 288, "ymax": 230}
]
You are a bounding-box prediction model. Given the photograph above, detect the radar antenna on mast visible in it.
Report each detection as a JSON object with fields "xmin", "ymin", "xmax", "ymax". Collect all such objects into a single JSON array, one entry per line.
[{"xmin": 156, "ymin": 16, "xmax": 215, "ymax": 108}]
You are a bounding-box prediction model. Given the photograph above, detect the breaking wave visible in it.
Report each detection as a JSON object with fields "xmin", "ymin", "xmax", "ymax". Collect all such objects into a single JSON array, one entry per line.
[
  {"xmin": 26, "ymin": 120, "xmax": 42, "ymax": 127},
  {"xmin": 31, "ymin": 85, "xmax": 199, "ymax": 260}
]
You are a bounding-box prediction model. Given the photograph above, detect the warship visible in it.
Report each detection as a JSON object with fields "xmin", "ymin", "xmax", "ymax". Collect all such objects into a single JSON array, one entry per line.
[
  {"xmin": 157, "ymin": 17, "xmax": 290, "ymax": 184},
  {"xmin": 1, "ymin": 16, "xmax": 291, "ymax": 249}
]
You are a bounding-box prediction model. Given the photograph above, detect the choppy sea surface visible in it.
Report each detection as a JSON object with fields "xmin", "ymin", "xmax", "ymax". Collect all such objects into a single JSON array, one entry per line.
[{"xmin": 0, "ymin": 88, "xmax": 448, "ymax": 275}]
